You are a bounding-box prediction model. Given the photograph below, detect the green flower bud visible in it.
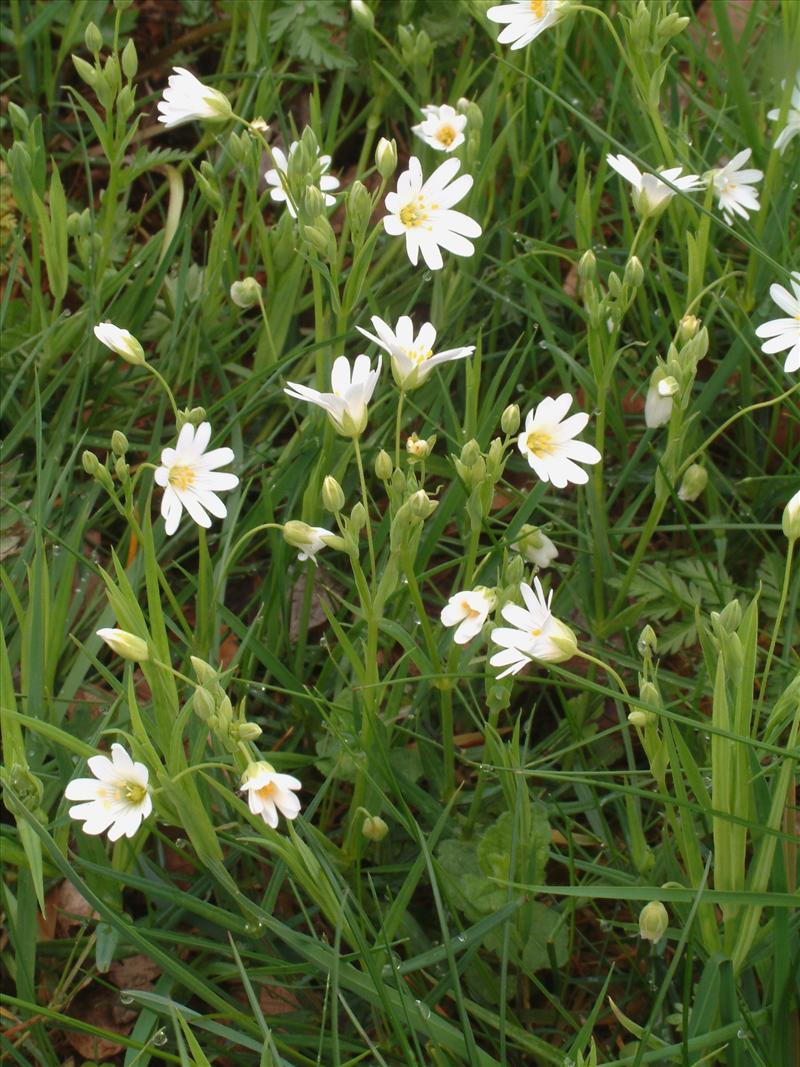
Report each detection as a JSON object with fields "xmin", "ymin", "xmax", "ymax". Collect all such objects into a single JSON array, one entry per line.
[
  {"xmin": 375, "ymin": 137, "xmax": 398, "ymax": 179},
  {"xmin": 460, "ymin": 439, "xmax": 482, "ymax": 468},
  {"xmin": 409, "ymin": 489, "xmax": 437, "ymax": 520},
  {"xmin": 116, "ymin": 84, "xmax": 135, "ymax": 121},
  {"xmin": 638, "ymin": 901, "xmax": 669, "ymax": 944},
  {"xmin": 677, "ymin": 463, "xmax": 708, "ymax": 503},
  {"xmin": 322, "ymin": 475, "xmax": 345, "ymax": 512},
  {"xmin": 190, "ymin": 656, "xmax": 218, "ymax": 685},
  {"xmin": 677, "ymin": 314, "xmax": 700, "ymax": 343},
  {"xmin": 114, "ymin": 456, "xmax": 129, "ymax": 481},
  {"xmin": 176, "ymin": 406, "xmax": 206, "ymax": 430},
  {"xmin": 7, "ymin": 102, "xmax": 29, "ymax": 136},
  {"xmin": 500, "ymin": 404, "xmax": 520, "ymax": 436},
  {"xmin": 230, "ymin": 277, "xmax": 262, "ymax": 309},
  {"xmin": 304, "ymin": 183, "xmax": 326, "ymax": 218},
  {"xmin": 121, "ymin": 38, "xmax": 138, "ymax": 80},
  {"xmin": 624, "ymin": 255, "xmax": 644, "ymax": 289},
  {"xmin": 72, "ymin": 54, "xmax": 98, "ymax": 88},
  {"xmin": 303, "ymin": 219, "xmax": 336, "ymax": 260},
  {"xmin": 782, "ymin": 489, "xmax": 800, "ymax": 542},
  {"xmin": 362, "ymin": 814, "xmax": 389, "ymax": 841},
  {"xmin": 628, "ymin": 709, "xmax": 655, "ymax": 728},
  {"xmin": 84, "ymin": 21, "xmax": 103, "ymax": 55},
  {"xmin": 637, "ymin": 624, "xmax": 657, "ymax": 657},
  {"xmin": 350, "ymin": 0, "xmax": 375, "ymax": 30},
  {"xmin": 349, "ymin": 501, "xmax": 367, "ymax": 532},
  {"xmin": 217, "ymin": 695, "xmax": 233, "ymax": 727},
  {"xmin": 578, "ymin": 249, "xmax": 596, "ymax": 281},
  {"xmin": 347, "ymin": 180, "xmax": 372, "ymax": 244},
  {"xmin": 608, "ymin": 270, "xmax": 622, "ymax": 298},
  {"xmin": 193, "ymin": 687, "xmax": 216, "ymax": 723},
  {"xmin": 711, "ymin": 598, "xmax": 742, "ymax": 635},
  {"xmin": 237, "ymin": 722, "xmax": 263, "ymax": 742},
  {"xmin": 82, "ymin": 450, "xmax": 100, "ymax": 477},
  {"xmin": 103, "ymin": 53, "xmax": 121, "ymax": 94},
  {"xmin": 96, "ymin": 627, "xmax": 149, "ymax": 662},
  {"xmin": 111, "ymin": 430, "xmax": 128, "ymax": 456},
  {"xmin": 375, "ymin": 449, "xmax": 393, "ymax": 481}
]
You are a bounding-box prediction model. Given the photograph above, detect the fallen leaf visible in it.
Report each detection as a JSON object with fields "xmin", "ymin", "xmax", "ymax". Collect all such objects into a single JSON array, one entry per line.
[
  {"xmin": 63, "ymin": 985, "xmax": 136, "ymax": 1060},
  {"xmin": 108, "ymin": 955, "xmax": 162, "ymax": 990},
  {"xmin": 39, "ymin": 880, "xmax": 99, "ymax": 940}
]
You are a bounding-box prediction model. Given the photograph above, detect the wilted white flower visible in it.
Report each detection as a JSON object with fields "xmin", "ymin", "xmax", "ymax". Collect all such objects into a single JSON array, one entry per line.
[
  {"xmin": 230, "ymin": 277, "xmax": 261, "ymax": 309},
  {"xmin": 767, "ymin": 74, "xmax": 800, "ymax": 155},
  {"xmin": 96, "ymin": 628, "xmax": 149, "ymax": 662},
  {"xmin": 357, "ymin": 315, "xmax": 474, "ymax": 390},
  {"xmin": 93, "ymin": 322, "xmax": 145, "ymax": 365},
  {"xmin": 487, "ymin": 0, "xmax": 568, "ymax": 50},
  {"xmin": 677, "ymin": 464, "xmax": 708, "ymax": 503},
  {"xmin": 154, "ymin": 422, "xmax": 239, "ymax": 536},
  {"xmin": 440, "ymin": 587, "xmax": 496, "ymax": 645},
  {"xmin": 490, "ymin": 578, "xmax": 577, "ymax": 678},
  {"xmin": 412, "ymin": 104, "xmax": 467, "ymax": 152},
  {"xmin": 282, "ymin": 520, "xmax": 341, "ymax": 563},
  {"xmin": 606, "ymin": 153, "xmax": 701, "ymax": 217},
  {"xmin": 639, "ymin": 901, "xmax": 669, "ymax": 944},
  {"xmin": 240, "ymin": 761, "xmax": 302, "ymax": 828},
  {"xmin": 783, "ymin": 487, "xmax": 800, "ymax": 541},
  {"xmin": 284, "ymin": 354, "xmax": 381, "ymax": 437},
  {"xmin": 517, "ymin": 394, "xmax": 601, "ymax": 488},
  {"xmin": 511, "ymin": 524, "xmax": 559, "ymax": 568},
  {"xmin": 644, "ymin": 373, "xmax": 679, "ymax": 429},
  {"xmin": 754, "ymin": 272, "xmax": 800, "ymax": 374},
  {"xmin": 708, "ymin": 148, "xmax": 763, "ymax": 223},
  {"xmin": 383, "ymin": 156, "xmax": 482, "ymax": 271},
  {"xmin": 157, "ymin": 67, "xmax": 232, "ymax": 128},
  {"xmin": 265, "ymin": 142, "xmax": 340, "ymax": 219},
  {"xmin": 65, "ymin": 743, "xmax": 151, "ymax": 841}
]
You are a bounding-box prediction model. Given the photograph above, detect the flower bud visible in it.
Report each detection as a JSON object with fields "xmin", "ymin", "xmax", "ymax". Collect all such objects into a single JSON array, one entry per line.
[
  {"xmin": 624, "ymin": 255, "xmax": 644, "ymax": 289},
  {"xmin": 72, "ymin": 54, "xmax": 98, "ymax": 88},
  {"xmin": 638, "ymin": 901, "xmax": 669, "ymax": 944},
  {"xmin": 375, "ymin": 449, "xmax": 393, "ymax": 480},
  {"xmin": 195, "ymin": 160, "xmax": 222, "ymax": 211},
  {"xmin": 362, "ymin": 814, "xmax": 388, "ymax": 841},
  {"xmin": 350, "ymin": 0, "xmax": 375, "ymax": 30},
  {"xmin": 176, "ymin": 406, "xmax": 206, "ymax": 430},
  {"xmin": 578, "ymin": 249, "xmax": 596, "ymax": 281},
  {"xmin": 608, "ymin": 270, "xmax": 622, "ymax": 298},
  {"xmin": 96, "ymin": 628, "xmax": 149, "ymax": 662},
  {"xmin": 7, "ymin": 101, "xmax": 29, "ymax": 135},
  {"xmin": 347, "ymin": 180, "xmax": 372, "ymax": 243},
  {"xmin": 638, "ymin": 680, "xmax": 661, "ymax": 710},
  {"xmin": 304, "ymin": 183, "xmax": 326, "ymax": 218},
  {"xmin": 637, "ymin": 624, "xmax": 657, "ymax": 657},
  {"xmin": 84, "ymin": 21, "xmax": 103, "ymax": 55},
  {"xmin": 628, "ymin": 709, "xmax": 654, "ymax": 728},
  {"xmin": 190, "ymin": 656, "xmax": 218, "ymax": 685},
  {"xmin": 511, "ymin": 524, "xmax": 558, "ymax": 568},
  {"xmin": 375, "ymin": 136, "xmax": 398, "ymax": 179},
  {"xmin": 406, "ymin": 433, "xmax": 433, "ymax": 461},
  {"xmin": 82, "ymin": 450, "xmax": 100, "ymax": 477},
  {"xmin": 103, "ymin": 53, "xmax": 121, "ymax": 94},
  {"xmin": 116, "ymin": 84, "xmax": 135, "ymax": 121},
  {"xmin": 782, "ymin": 488, "xmax": 800, "ymax": 542},
  {"xmin": 217, "ymin": 695, "xmax": 233, "ymax": 727},
  {"xmin": 349, "ymin": 501, "xmax": 367, "ymax": 532},
  {"xmin": 500, "ymin": 404, "xmax": 520, "ymax": 436},
  {"xmin": 121, "ymin": 38, "xmax": 138, "ymax": 80},
  {"xmin": 460, "ymin": 439, "xmax": 482, "ymax": 468},
  {"xmin": 230, "ymin": 277, "xmax": 262, "ymax": 309},
  {"xmin": 677, "ymin": 463, "xmax": 708, "ymax": 503},
  {"xmin": 193, "ymin": 687, "xmax": 216, "ymax": 722},
  {"xmin": 409, "ymin": 489, "xmax": 437, "ymax": 520},
  {"xmin": 322, "ymin": 475, "xmax": 345, "ymax": 512},
  {"xmin": 677, "ymin": 314, "xmax": 700, "ymax": 343},
  {"xmin": 114, "ymin": 456, "xmax": 129, "ymax": 481},
  {"xmin": 303, "ymin": 218, "xmax": 336, "ymax": 260},
  {"xmin": 111, "ymin": 430, "xmax": 129, "ymax": 456},
  {"xmin": 548, "ymin": 621, "xmax": 579, "ymax": 662},
  {"xmin": 237, "ymin": 722, "xmax": 263, "ymax": 742}
]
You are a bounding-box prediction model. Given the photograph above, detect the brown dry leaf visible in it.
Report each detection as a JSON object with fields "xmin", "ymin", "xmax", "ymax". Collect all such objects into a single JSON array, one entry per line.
[
  {"xmin": 39, "ymin": 880, "xmax": 99, "ymax": 940},
  {"xmin": 691, "ymin": 0, "xmax": 757, "ymax": 56},
  {"xmin": 108, "ymin": 955, "xmax": 162, "ymax": 991},
  {"xmin": 64, "ymin": 986, "xmax": 136, "ymax": 1060},
  {"xmin": 562, "ymin": 262, "xmax": 579, "ymax": 299},
  {"xmin": 289, "ymin": 569, "xmax": 342, "ymax": 642},
  {"xmin": 259, "ymin": 983, "xmax": 300, "ymax": 1016}
]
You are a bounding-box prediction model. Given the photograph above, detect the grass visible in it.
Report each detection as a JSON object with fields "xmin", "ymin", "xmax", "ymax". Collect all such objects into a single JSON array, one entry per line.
[{"xmin": 1, "ymin": 0, "xmax": 799, "ymax": 1064}]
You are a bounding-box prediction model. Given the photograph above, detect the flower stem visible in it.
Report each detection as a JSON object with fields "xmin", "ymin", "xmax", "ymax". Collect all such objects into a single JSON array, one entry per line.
[
  {"xmin": 756, "ymin": 538, "xmax": 795, "ymax": 725},
  {"xmin": 395, "ymin": 390, "xmax": 405, "ymax": 469},
  {"xmin": 352, "ymin": 435, "xmax": 376, "ymax": 577}
]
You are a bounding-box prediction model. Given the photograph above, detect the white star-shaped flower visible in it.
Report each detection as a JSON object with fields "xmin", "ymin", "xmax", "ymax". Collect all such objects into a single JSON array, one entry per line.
[
  {"xmin": 65, "ymin": 743, "xmax": 152, "ymax": 841},
  {"xmin": 265, "ymin": 142, "xmax": 340, "ymax": 219},
  {"xmin": 517, "ymin": 394, "xmax": 601, "ymax": 488},
  {"xmin": 607, "ymin": 153, "xmax": 702, "ymax": 217},
  {"xmin": 154, "ymin": 422, "xmax": 239, "ymax": 536},
  {"xmin": 440, "ymin": 587, "xmax": 496, "ymax": 645},
  {"xmin": 755, "ymin": 272, "xmax": 800, "ymax": 374},
  {"xmin": 93, "ymin": 322, "xmax": 145, "ymax": 365},
  {"xmin": 383, "ymin": 157, "xmax": 482, "ymax": 272},
  {"xmin": 490, "ymin": 578, "xmax": 577, "ymax": 678},
  {"xmin": 767, "ymin": 74, "xmax": 800, "ymax": 155},
  {"xmin": 284, "ymin": 354, "xmax": 381, "ymax": 437},
  {"xmin": 240, "ymin": 762, "xmax": 302, "ymax": 829},
  {"xmin": 411, "ymin": 104, "xmax": 467, "ymax": 152},
  {"xmin": 487, "ymin": 0, "xmax": 568, "ymax": 50},
  {"xmin": 708, "ymin": 148, "xmax": 763, "ymax": 223},
  {"xmin": 157, "ymin": 67, "xmax": 232, "ymax": 129},
  {"xmin": 356, "ymin": 315, "xmax": 474, "ymax": 390}
]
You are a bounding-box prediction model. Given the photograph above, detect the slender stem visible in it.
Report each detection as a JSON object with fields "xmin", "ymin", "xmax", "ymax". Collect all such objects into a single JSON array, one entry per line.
[
  {"xmin": 256, "ymin": 292, "xmax": 278, "ymax": 366},
  {"xmin": 395, "ymin": 390, "xmax": 405, "ymax": 469},
  {"xmin": 756, "ymin": 538, "xmax": 795, "ymax": 723},
  {"xmin": 144, "ymin": 363, "xmax": 180, "ymax": 419},
  {"xmin": 463, "ymin": 703, "xmax": 501, "ymax": 838},
  {"xmin": 353, "ymin": 436, "xmax": 376, "ymax": 577}
]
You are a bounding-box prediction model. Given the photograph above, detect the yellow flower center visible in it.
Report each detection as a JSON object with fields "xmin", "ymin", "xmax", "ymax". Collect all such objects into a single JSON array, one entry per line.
[
  {"xmin": 400, "ymin": 201, "xmax": 426, "ymax": 228},
  {"xmin": 460, "ymin": 599, "xmax": 482, "ymax": 620},
  {"xmin": 168, "ymin": 465, "xmax": 196, "ymax": 491},
  {"xmin": 124, "ymin": 782, "xmax": 148, "ymax": 805},
  {"xmin": 408, "ymin": 346, "xmax": 433, "ymax": 365},
  {"xmin": 526, "ymin": 430, "xmax": 557, "ymax": 456},
  {"xmin": 530, "ymin": 0, "xmax": 545, "ymax": 16},
  {"xmin": 255, "ymin": 781, "xmax": 278, "ymax": 803},
  {"xmin": 530, "ymin": 627, "xmax": 542, "ymax": 637},
  {"xmin": 436, "ymin": 124, "xmax": 457, "ymax": 147}
]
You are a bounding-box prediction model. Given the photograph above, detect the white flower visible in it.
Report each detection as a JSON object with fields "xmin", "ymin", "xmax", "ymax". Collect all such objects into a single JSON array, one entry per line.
[
  {"xmin": 708, "ymin": 148, "xmax": 763, "ymax": 223},
  {"xmin": 156, "ymin": 67, "xmax": 232, "ymax": 128},
  {"xmin": 65, "ymin": 743, "xmax": 151, "ymax": 841},
  {"xmin": 490, "ymin": 578, "xmax": 577, "ymax": 678},
  {"xmin": 644, "ymin": 374, "xmax": 679, "ymax": 429},
  {"xmin": 517, "ymin": 394, "xmax": 601, "ymax": 488},
  {"xmin": 767, "ymin": 74, "xmax": 800, "ymax": 155},
  {"xmin": 412, "ymin": 104, "xmax": 467, "ymax": 152},
  {"xmin": 783, "ymin": 487, "xmax": 800, "ymax": 541},
  {"xmin": 511, "ymin": 524, "xmax": 559, "ymax": 568},
  {"xmin": 265, "ymin": 142, "xmax": 340, "ymax": 219},
  {"xmin": 383, "ymin": 156, "xmax": 482, "ymax": 271},
  {"xmin": 240, "ymin": 761, "xmax": 302, "ymax": 829},
  {"xmin": 754, "ymin": 272, "xmax": 800, "ymax": 374},
  {"xmin": 356, "ymin": 315, "xmax": 474, "ymax": 390},
  {"xmin": 96, "ymin": 628, "xmax": 149, "ymax": 662},
  {"xmin": 154, "ymin": 422, "xmax": 239, "ymax": 536},
  {"xmin": 93, "ymin": 322, "xmax": 145, "ymax": 365},
  {"xmin": 440, "ymin": 587, "xmax": 496, "ymax": 645},
  {"xmin": 284, "ymin": 354, "xmax": 381, "ymax": 437},
  {"xmin": 606, "ymin": 153, "xmax": 702, "ymax": 217},
  {"xmin": 282, "ymin": 520, "xmax": 341, "ymax": 563},
  {"xmin": 487, "ymin": 0, "xmax": 568, "ymax": 50}
]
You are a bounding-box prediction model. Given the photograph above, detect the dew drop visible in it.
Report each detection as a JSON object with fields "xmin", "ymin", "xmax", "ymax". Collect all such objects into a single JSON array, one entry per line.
[
  {"xmin": 174, "ymin": 837, "xmax": 186, "ymax": 849},
  {"xmin": 120, "ymin": 992, "xmax": 134, "ymax": 1006},
  {"xmin": 454, "ymin": 933, "xmax": 466, "ymax": 946},
  {"xmin": 153, "ymin": 1028, "xmax": 168, "ymax": 1047},
  {"xmin": 422, "ymin": 271, "xmax": 432, "ymax": 281},
  {"xmin": 319, "ymin": 635, "xmax": 328, "ymax": 647},
  {"xmin": 415, "ymin": 999, "xmax": 431, "ymax": 1021}
]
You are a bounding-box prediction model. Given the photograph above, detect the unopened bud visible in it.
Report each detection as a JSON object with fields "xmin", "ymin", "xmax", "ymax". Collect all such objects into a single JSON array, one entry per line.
[
  {"xmin": 72, "ymin": 54, "xmax": 98, "ymax": 88},
  {"xmin": 406, "ymin": 433, "xmax": 433, "ymax": 460},
  {"xmin": 96, "ymin": 628, "xmax": 149, "ymax": 662},
  {"xmin": 362, "ymin": 814, "xmax": 389, "ymax": 841},
  {"xmin": 624, "ymin": 255, "xmax": 644, "ymax": 289},
  {"xmin": 628, "ymin": 709, "xmax": 654, "ymax": 728},
  {"xmin": 375, "ymin": 449, "xmax": 393, "ymax": 480},
  {"xmin": 638, "ymin": 901, "xmax": 669, "ymax": 944},
  {"xmin": 114, "ymin": 456, "xmax": 129, "ymax": 481},
  {"xmin": 110, "ymin": 430, "xmax": 129, "ymax": 456},
  {"xmin": 500, "ymin": 404, "xmax": 520, "ymax": 435},
  {"xmin": 460, "ymin": 439, "xmax": 482, "ymax": 468},
  {"xmin": 677, "ymin": 314, "xmax": 700, "ymax": 343},
  {"xmin": 217, "ymin": 695, "xmax": 233, "ymax": 727},
  {"xmin": 230, "ymin": 277, "xmax": 261, "ymax": 309},
  {"xmin": 578, "ymin": 249, "xmax": 596, "ymax": 281},
  {"xmin": 237, "ymin": 722, "xmax": 263, "ymax": 742},
  {"xmin": 350, "ymin": 0, "xmax": 375, "ymax": 30},
  {"xmin": 193, "ymin": 687, "xmax": 216, "ymax": 722},
  {"xmin": 349, "ymin": 501, "xmax": 367, "ymax": 532},
  {"xmin": 637, "ymin": 625, "xmax": 657, "ymax": 657},
  {"xmin": 782, "ymin": 489, "xmax": 800, "ymax": 542},
  {"xmin": 322, "ymin": 475, "xmax": 345, "ymax": 512},
  {"xmin": 409, "ymin": 489, "xmax": 437, "ymax": 519},
  {"xmin": 190, "ymin": 656, "xmax": 218, "ymax": 685},
  {"xmin": 677, "ymin": 463, "xmax": 708, "ymax": 503},
  {"xmin": 121, "ymin": 38, "xmax": 138, "ymax": 80},
  {"xmin": 304, "ymin": 183, "xmax": 326, "ymax": 218},
  {"xmin": 84, "ymin": 21, "xmax": 103, "ymax": 55},
  {"xmin": 347, "ymin": 180, "xmax": 372, "ymax": 242},
  {"xmin": 638, "ymin": 680, "xmax": 661, "ymax": 711},
  {"xmin": 375, "ymin": 137, "xmax": 398, "ymax": 179},
  {"xmin": 608, "ymin": 270, "xmax": 622, "ymax": 298}
]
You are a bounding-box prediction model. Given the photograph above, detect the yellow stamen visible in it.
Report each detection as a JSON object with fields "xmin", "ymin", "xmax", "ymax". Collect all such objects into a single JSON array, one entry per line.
[
  {"xmin": 168, "ymin": 465, "xmax": 196, "ymax": 491},
  {"xmin": 256, "ymin": 781, "xmax": 278, "ymax": 803},
  {"xmin": 124, "ymin": 782, "xmax": 148, "ymax": 805},
  {"xmin": 408, "ymin": 346, "xmax": 433, "ymax": 365},
  {"xmin": 400, "ymin": 201, "xmax": 427, "ymax": 228},
  {"xmin": 530, "ymin": 0, "xmax": 545, "ymax": 16},
  {"xmin": 530, "ymin": 627, "xmax": 542, "ymax": 637},
  {"xmin": 436, "ymin": 124, "xmax": 457, "ymax": 147},
  {"xmin": 526, "ymin": 430, "xmax": 557, "ymax": 456},
  {"xmin": 460, "ymin": 599, "xmax": 482, "ymax": 620}
]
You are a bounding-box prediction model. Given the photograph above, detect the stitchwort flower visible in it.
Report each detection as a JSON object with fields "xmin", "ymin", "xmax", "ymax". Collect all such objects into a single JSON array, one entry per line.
[
  {"xmin": 157, "ymin": 67, "xmax": 232, "ymax": 128},
  {"xmin": 606, "ymin": 153, "xmax": 701, "ymax": 218},
  {"xmin": 767, "ymin": 74, "xmax": 800, "ymax": 156},
  {"xmin": 383, "ymin": 156, "xmax": 481, "ymax": 271},
  {"xmin": 240, "ymin": 761, "xmax": 302, "ymax": 828},
  {"xmin": 754, "ymin": 272, "xmax": 800, "ymax": 374},
  {"xmin": 487, "ymin": 0, "xmax": 568, "ymax": 50},
  {"xmin": 284, "ymin": 354, "xmax": 381, "ymax": 437},
  {"xmin": 440, "ymin": 587, "xmax": 496, "ymax": 645},
  {"xmin": 65, "ymin": 743, "xmax": 151, "ymax": 841},
  {"xmin": 412, "ymin": 104, "xmax": 467, "ymax": 152},
  {"xmin": 707, "ymin": 148, "xmax": 763, "ymax": 223},
  {"xmin": 517, "ymin": 394, "xmax": 601, "ymax": 488},
  {"xmin": 490, "ymin": 578, "xmax": 577, "ymax": 678},
  {"xmin": 357, "ymin": 315, "xmax": 474, "ymax": 390},
  {"xmin": 154, "ymin": 422, "xmax": 239, "ymax": 536},
  {"xmin": 265, "ymin": 141, "xmax": 340, "ymax": 219}
]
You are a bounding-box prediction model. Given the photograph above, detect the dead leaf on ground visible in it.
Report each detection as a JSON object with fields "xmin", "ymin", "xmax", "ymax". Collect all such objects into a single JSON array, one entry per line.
[
  {"xmin": 259, "ymin": 983, "xmax": 300, "ymax": 1016},
  {"xmin": 39, "ymin": 880, "xmax": 99, "ymax": 940},
  {"xmin": 63, "ymin": 985, "xmax": 136, "ymax": 1060},
  {"xmin": 108, "ymin": 955, "xmax": 162, "ymax": 991}
]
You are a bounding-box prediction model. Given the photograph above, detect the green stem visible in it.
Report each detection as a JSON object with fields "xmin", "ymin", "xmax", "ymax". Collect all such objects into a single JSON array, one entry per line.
[
  {"xmin": 256, "ymin": 292, "xmax": 278, "ymax": 365},
  {"xmin": 463, "ymin": 703, "xmax": 501, "ymax": 838},
  {"xmin": 395, "ymin": 390, "xmax": 405, "ymax": 469},
  {"xmin": 353, "ymin": 436, "xmax": 376, "ymax": 577},
  {"xmin": 756, "ymin": 539, "xmax": 795, "ymax": 724},
  {"xmin": 144, "ymin": 363, "xmax": 180, "ymax": 419}
]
